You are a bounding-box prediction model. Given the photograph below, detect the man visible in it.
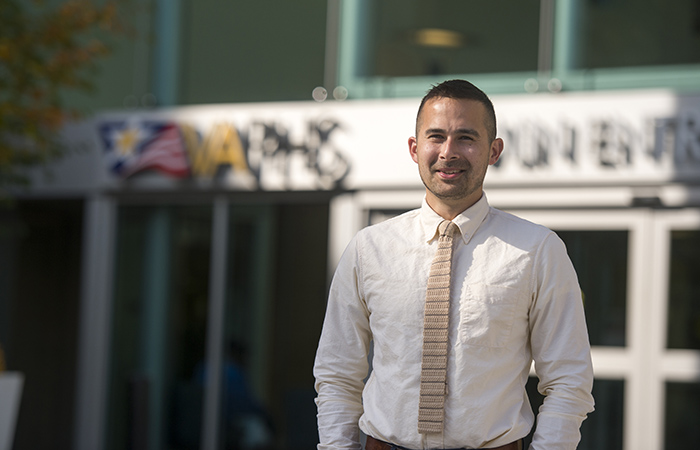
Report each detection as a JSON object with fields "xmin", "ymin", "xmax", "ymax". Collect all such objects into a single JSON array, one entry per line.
[{"xmin": 314, "ymin": 80, "xmax": 594, "ymax": 450}]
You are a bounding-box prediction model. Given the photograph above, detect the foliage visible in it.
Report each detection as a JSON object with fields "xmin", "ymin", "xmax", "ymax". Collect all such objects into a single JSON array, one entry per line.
[{"xmin": 0, "ymin": 0, "xmax": 122, "ymax": 195}]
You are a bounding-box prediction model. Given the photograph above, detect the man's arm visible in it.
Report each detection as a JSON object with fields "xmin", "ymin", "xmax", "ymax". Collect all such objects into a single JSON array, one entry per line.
[
  {"xmin": 314, "ymin": 235, "xmax": 372, "ymax": 450},
  {"xmin": 528, "ymin": 233, "xmax": 595, "ymax": 450}
]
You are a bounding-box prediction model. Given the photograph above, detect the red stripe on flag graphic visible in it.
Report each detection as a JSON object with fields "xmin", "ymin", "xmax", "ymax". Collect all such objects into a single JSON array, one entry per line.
[{"xmin": 123, "ymin": 124, "xmax": 190, "ymax": 178}]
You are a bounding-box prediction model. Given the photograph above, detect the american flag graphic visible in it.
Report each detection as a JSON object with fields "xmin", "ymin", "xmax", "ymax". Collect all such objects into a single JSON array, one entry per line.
[{"xmin": 98, "ymin": 120, "xmax": 191, "ymax": 178}]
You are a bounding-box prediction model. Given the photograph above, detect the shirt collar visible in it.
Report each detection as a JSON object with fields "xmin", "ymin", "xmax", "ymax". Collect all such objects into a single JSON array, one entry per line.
[{"xmin": 420, "ymin": 194, "xmax": 490, "ymax": 245}]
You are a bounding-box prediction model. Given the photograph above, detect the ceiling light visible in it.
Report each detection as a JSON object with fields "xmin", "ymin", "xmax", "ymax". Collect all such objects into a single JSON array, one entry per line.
[{"xmin": 412, "ymin": 28, "xmax": 465, "ymax": 48}]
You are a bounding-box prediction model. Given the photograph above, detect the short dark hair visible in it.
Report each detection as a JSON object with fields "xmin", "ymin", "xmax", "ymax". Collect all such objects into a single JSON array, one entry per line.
[{"xmin": 416, "ymin": 79, "xmax": 497, "ymax": 142}]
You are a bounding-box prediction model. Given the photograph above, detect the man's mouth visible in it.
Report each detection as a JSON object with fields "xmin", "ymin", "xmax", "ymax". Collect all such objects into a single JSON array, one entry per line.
[{"xmin": 435, "ymin": 168, "xmax": 465, "ymax": 179}]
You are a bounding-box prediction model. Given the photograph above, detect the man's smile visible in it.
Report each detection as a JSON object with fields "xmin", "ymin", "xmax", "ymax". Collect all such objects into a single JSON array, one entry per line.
[{"xmin": 434, "ymin": 166, "xmax": 467, "ymax": 179}]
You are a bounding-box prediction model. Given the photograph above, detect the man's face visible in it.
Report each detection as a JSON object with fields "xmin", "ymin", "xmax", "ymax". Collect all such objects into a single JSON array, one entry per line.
[{"xmin": 408, "ymin": 97, "xmax": 503, "ymax": 215}]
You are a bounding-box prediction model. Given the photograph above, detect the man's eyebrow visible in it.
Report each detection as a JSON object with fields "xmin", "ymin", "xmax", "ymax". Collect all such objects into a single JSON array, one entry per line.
[
  {"xmin": 423, "ymin": 127, "xmax": 481, "ymax": 137},
  {"xmin": 423, "ymin": 127, "xmax": 446, "ymax": 135},
  {"xmin": 455, "ymin": 127, "xmax": 481, "ymax": 137}
]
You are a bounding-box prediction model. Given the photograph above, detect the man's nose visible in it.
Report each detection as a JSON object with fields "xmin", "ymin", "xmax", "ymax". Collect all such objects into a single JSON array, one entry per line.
[{"xmin": 439, "ymin": 137, "xmax": 460, "ymax": 159}]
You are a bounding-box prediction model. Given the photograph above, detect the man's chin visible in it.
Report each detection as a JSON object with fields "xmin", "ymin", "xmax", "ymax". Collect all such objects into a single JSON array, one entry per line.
[{"xmin": 427, "ymin": 187, "xmax": 469, "ymax": 201}]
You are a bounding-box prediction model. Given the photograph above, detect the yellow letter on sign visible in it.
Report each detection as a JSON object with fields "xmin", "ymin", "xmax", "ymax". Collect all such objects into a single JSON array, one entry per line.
[
  {"xmin": 189, "ymin": 123, "xmax": 250, "ymax": 178},
  {"xmin": 210, "ymin": 123, "xmax": 249, "ymax": 177}
]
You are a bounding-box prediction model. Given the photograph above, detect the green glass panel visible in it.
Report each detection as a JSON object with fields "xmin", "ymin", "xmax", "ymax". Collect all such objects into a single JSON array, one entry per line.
[
  {"xmin": 665, "ymin": 382, "xmax": 700, "ymax": 448},
  {"xmin": 107, "ymin": 205, "xmax": 212, "ymax": 450},
  {"xmin": 363, "ymin": 0, "xmax": 540, "ymax": 78},
  {"xmin": 0, "ymin": 200, "xmax": 83, "ymax": 449},
  {"xmin": 667, "ymin": 230, "xmax": 700, "ymax": 350},
  {"xmin": 525, "ymin": 377, "xmax": 623, "ymax": 450},
  {"xmin": 556, "ymin": 230, "xmax": 628, "ymax": 347},
  {"xmin": 576, "ymin": 0, "xmax": 700, "ymax": 69},
  {"xmin": 180, "ymin": 0, "xmax": 327, "ymax": 103},
  {"xmin": 219, "ymin": 206, "xmax": 276, "ymax": 450}
]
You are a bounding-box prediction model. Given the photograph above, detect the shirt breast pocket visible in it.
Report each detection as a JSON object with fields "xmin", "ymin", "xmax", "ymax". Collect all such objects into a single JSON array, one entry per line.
[{"xmin": 459, "ymin": 284, "xmax": 524, "ymax": 348}]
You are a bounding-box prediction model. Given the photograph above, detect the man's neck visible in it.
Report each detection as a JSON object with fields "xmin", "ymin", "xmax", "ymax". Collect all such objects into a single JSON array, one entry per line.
[{"xmin": 425, "ymin": 190, "xmax": 483, "ymax": 220}]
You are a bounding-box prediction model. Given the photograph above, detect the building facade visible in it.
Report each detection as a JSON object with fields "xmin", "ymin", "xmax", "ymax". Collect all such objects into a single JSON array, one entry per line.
[{"xmin": 1, "ymin": 1, "xmax": 699, "ymax": 449}]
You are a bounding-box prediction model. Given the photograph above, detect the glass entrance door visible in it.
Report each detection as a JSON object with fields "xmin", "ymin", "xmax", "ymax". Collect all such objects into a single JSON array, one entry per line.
[
  {"xmin": 651, "ymin": 210, "xmax": 700, "ymax": 450},
  {"xmin": 510, "ymin": 207, "xmax": 700, "ymax": 450},
  {"xmin": 200, "ymin": 202, "xmax": 276, "ymax": 450},
  {"xmin": 106, "ymin": 200, "xmax": 275, "ymax": 450},
  {"xmin": 509, "ymin": 209, "xmax": 637, "ymax": 450},
  {"xmin": 107, "ymin": 204, "xmax": 212, "ymax": 450}
]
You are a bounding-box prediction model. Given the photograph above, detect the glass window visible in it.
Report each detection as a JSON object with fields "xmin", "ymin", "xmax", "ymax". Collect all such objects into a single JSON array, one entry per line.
[
  {"xmin": 575, "ymin": 0, "xmax": 700, "ymax": 70},
  {"xmin": 578, "ymin": 379, "xmax": 625, "ymax": 450},
  {"xmin": 107, "ymin": 200, "xmax": 330, "ymax": 449},
  {"xmin": 525, "ymin": 377, "xmax": 624, "ymax": 449},
  {"xmin": 107, "ymin": 205, "xmax": 212, "ymax": 450},
  {"xmin": 179, "ymin": 0, "xmax": 327, "ymax": 104},
  {"xmin": 0, "ymin": 200, "xmax": 83, "ymax": 450},
  {"xmin": 555, "ymin": 230, "xmax": 628, "ymax": 347},
  {"xmin": 265, "ymin": 202, "xmax": 332, "ymax": 450},
  {"xmin": 218, "ymin": 206, "xmax": 276, "ymax": 449},
  {"xmin": 363, "ymin": 0, "xmax": 540, "ymax": 78},
  {"xmin": 665, "ymin": 382, "xmax": 700, "ymax": 448},
  {"xmin": 340, "ymin": 0, "xmax": 700, "ymax": 96},
  {"xmin": 667, "ymin": 229, "xmax": 700, "ymax": 350}
]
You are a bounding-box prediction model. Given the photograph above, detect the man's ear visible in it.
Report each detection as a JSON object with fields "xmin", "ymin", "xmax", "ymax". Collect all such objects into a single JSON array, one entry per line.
[
  {"xmin": 489, "ymin": 138, "xmax": 504, "ymax": 165},
  {"xmin": 408, "ymin": 136, "xmax": 418, "ymax": 163}
]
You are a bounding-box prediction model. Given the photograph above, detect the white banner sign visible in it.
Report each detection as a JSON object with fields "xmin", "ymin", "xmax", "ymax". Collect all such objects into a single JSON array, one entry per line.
[{"xmin": 78, "ymin": 89, "xmax": 700, "ymax": 191}]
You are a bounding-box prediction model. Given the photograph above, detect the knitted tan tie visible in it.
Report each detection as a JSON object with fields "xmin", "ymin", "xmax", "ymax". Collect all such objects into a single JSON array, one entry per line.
[{"xmin": 418, "ymin": 219, "xmax": 458, "ymax": 434}]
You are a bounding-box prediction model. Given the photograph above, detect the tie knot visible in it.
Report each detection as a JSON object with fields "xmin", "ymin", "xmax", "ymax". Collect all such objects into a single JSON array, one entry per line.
[{"xmin": 438, "ymin": 220, "xmax": 458, "ymax": 238}]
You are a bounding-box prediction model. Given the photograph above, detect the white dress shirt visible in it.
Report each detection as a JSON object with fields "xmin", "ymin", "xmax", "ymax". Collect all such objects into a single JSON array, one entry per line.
[{"xmin": 314, "ymin": 194, "xmax": 594, "ymax": 450}]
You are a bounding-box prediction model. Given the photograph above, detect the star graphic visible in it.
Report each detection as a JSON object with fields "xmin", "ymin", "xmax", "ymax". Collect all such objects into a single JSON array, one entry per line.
[{"xmin": 116, "ymin": 126, "xmax": 141, "ymax": 156}]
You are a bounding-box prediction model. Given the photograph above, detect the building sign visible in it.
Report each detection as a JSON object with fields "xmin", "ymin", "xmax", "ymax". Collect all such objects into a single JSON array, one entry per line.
[
  {"xmin": 94, "ymin": 90, "xmax": 700, "ymax": 192},
  {"xmin": 491, "ymin": 92, "xmax": 700, "ymax": 185},
  {"xmin": 98, "ymin": 117, "xmax": 350, "ymax": 190}
]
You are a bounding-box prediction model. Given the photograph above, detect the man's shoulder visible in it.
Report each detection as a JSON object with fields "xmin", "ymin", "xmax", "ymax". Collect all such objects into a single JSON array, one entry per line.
[
  {"xmin": 486, "ymin": 206, "xmax": 555, "ymax": 239},
  {"xmin": 359, "ymin": 208, "xmax": 422, "ymax": 235},
  {"xmin": 353, "ymin": 208, "xmax": 423, "ymax": 249}
]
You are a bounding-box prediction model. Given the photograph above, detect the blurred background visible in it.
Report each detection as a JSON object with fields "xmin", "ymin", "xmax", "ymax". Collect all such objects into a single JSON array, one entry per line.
[{"xmin": 1, "ymin": 0, "xmax": 699, "ymax": 449}]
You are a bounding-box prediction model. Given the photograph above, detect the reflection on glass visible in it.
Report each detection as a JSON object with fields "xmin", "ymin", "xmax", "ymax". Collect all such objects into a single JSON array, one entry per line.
[
  {"xmin": 667, "ymin": 230, "xmax": 700, "ymax": 349},
  {"xmin": 220, "ymin": 206, "xmax": 276, "ymax": 450},
  {"xmin": 525, "ymin": 377, "xmax": 623, "ymax": 450},
  {"xmin": 555, "ymin": 231, "xmax": 628, "ymax": 347},
  {"xmin": 576, "ymin": 0, "xmax": 700, "ymax": 69},
  {"xmin": 364, "ymin": 0, "xmax": 539, "ymax": 77},
  {"xmin": 107, "ymin": 205, "xmax": 212, "ymax": 450},
  {"xmin": 665, "ymin": 382, "xmax": 700, "ymax": 448}
]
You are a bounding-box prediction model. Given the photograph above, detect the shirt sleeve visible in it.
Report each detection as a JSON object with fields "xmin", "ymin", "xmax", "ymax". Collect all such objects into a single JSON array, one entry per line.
[
  {"xmin": 313, "ymin": 234, "xmax": 372, "ymax": 450},
  {"xmin": 528, "ymin": 232, "xmax": 595, "ymax": 450}
]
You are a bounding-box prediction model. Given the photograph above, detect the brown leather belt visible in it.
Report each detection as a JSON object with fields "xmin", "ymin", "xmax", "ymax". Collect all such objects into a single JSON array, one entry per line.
[{"xmin": 365, "ymin": 435, "xmax": 522, "ymax": 450}]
